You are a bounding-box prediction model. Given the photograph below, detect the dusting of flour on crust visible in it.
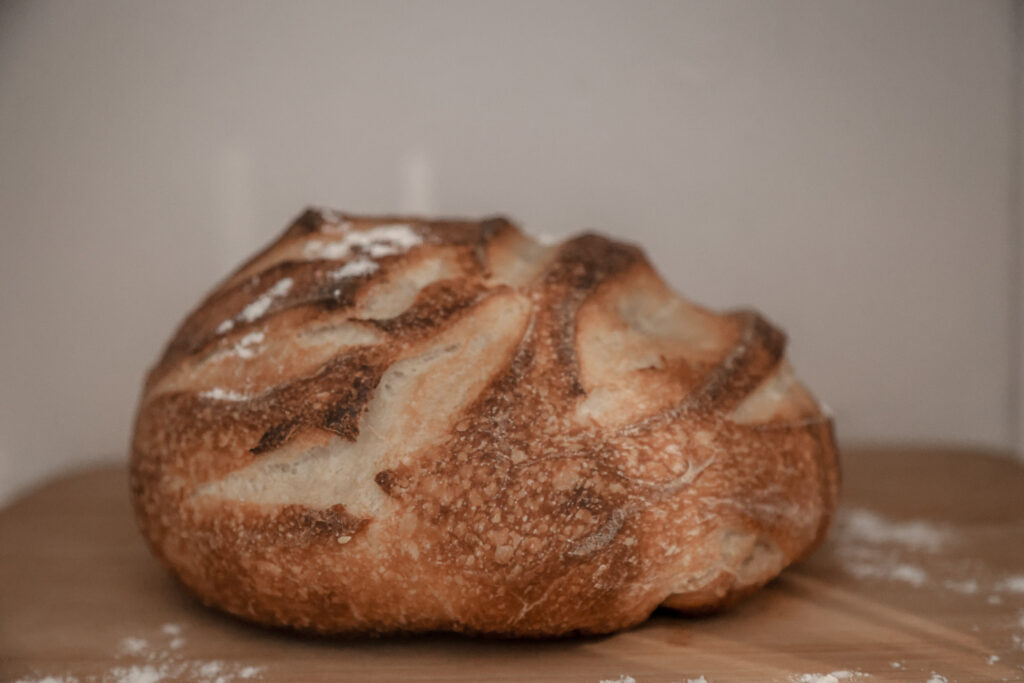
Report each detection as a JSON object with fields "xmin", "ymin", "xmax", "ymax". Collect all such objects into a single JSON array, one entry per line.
[
  {"xmin": 240, "ymin": 279, "xmax": 293, "ymax": 323},
  {"xmin": 217, "ymin": 279, "xmax": 294, "ymax": 334},
  {"xmin": 200, "ymin": 388, "xmax": 251, "ymax": 402},
  {"xmin": 330, "ymin": 258, "xmax": 379, "ymax": 280},
  {"xmin": 304, "ymin": 224, "xmax": 422, "ymax": 261},
  {"xmin": 315, "ymin": 207, "xmax": 348, "ymax": 229},
  {"xmin": 231, "ymin": 331, "xmax": 264, "ymax": 359}
]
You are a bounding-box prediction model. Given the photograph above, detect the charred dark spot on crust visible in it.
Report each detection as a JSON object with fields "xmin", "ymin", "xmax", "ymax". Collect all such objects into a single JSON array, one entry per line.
[
  {"xmin": 251, "ymin": 418, "xmax": 302, "ymax": 455},
  {"xmin": 242, "ymin": 352, "xmax": 385, "ymax": 453},
  {"xmin": 566, "ymin": 483, "xmax": 606, "ymax": 513},
  {"xmin": 315, "ymin": 278, "xmax": 361, "ymax": 311},
  {"xmin": 237, "ymin": 503, "xmax": 371, "ymax": 545},
  {"xmin": 284, "ymin": 207, "xmax": 326, "ymax": 238},
  {"xmin": 300, "ymin": 503, "xmax": 368, "ymax": 538},
  {"xmin": 322, "ymin": 367, "xmax": 378, "ymax": 441},
  {"xmin": 197, "ymin": 501, "xmax": 369, "ymax": 551},
  {"xmin": 374, "ymin": 469, "xmax": 398, "ymax": 495}
]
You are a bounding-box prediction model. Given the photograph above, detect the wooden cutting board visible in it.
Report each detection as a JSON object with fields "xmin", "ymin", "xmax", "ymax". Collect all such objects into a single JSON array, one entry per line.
[{"xmin": 2, "ymin": 446, "xmax": 1022, "ymax": 682}]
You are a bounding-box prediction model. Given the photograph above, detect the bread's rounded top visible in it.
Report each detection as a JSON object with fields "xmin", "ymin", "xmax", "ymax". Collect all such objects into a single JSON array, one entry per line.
[
  {"xmin": 146, "ymin": 207, "xmax": 822, "ymax": 432},
  {"xmin": 132, "ymin": 208, "xmax": 837, "ymax": 635}
]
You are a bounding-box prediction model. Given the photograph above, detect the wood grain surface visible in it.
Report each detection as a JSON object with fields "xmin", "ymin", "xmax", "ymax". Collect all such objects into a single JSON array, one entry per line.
[{"xmin": 1, "ymin": 446, "xmax": 1022, "ymax": 682}]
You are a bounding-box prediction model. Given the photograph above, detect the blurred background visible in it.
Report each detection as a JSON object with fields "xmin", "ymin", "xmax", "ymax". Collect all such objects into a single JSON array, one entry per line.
[{"xmin": 0, "ymin": 0, "xmax": 1021, "ymax": 504}]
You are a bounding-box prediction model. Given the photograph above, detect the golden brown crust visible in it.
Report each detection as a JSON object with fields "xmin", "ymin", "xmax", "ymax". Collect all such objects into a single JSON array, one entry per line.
[{"xmin": 130, "ymin": 208, "xmax": 839, "ymax": 637}]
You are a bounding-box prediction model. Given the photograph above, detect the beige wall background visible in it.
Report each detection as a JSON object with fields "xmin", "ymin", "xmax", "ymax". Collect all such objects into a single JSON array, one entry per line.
[{"xmin": 1, "ymin": 0, "xmax": 1021, "ymax": 504}]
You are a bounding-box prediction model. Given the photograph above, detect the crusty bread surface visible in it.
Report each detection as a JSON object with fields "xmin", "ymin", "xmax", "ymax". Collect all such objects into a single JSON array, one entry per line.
[{"xmin": 130, "ymin": 208, "xmax": 839, "ymax": 637}]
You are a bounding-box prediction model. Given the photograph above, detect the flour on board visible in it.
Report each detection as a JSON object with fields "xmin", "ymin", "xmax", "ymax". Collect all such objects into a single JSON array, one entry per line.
[
  {"xmin": 793, "ymin": 671, "xmax": 867, "ymax": 683},
  {"xmin": 998, "ymin": 575, "xmax": 1024, "ymax": 593},
  {"xmin": 839, "ymin": 509, "xmax": 949, "ymax": 552},
  {"xmin": 11, "ymin": 623, "xmax": 265, "ymax": 683},
  {"xmin": 831, "ymin": 508, "xmax": 1024, "ymax": 603},
  {"xmin": 941, "ymin": 578, "xmax": 979, "ymax": 594},
  {"xmin": 118, "ymin": 637, "xmax": 148, "ymax": 655}
]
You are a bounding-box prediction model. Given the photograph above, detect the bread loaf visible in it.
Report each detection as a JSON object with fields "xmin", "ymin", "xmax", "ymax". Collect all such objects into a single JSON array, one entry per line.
[{"xmin": 130, "ymin": 208, "xmax": 839, "ymax": 636}]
